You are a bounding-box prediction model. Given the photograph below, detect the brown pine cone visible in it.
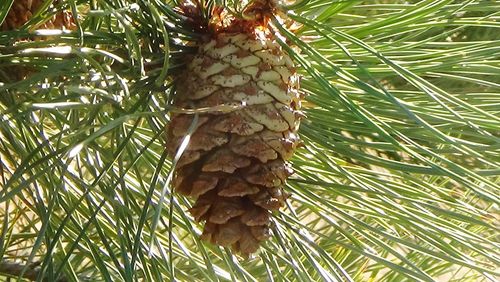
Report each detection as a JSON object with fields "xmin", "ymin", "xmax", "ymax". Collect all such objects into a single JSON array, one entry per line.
[
  {"xmin": 1, "ymin": 0, "xmax": 75, "ymax": 31},
  {"xmin": 166, "ymin": 32, "xmax": 301, "ymax": 255}
]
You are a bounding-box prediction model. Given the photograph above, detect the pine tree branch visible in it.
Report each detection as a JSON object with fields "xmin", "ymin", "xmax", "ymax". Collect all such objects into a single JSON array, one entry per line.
[{"xmin": 0, "ymin": 261, "xmax": 67, "ymax": 282}]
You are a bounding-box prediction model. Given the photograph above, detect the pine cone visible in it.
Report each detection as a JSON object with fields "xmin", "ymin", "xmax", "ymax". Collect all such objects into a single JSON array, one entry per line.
[
  {"xmin": 166, "ymin": 32, "xmax": 301, "ymax": 255},
  {"xmin": 1, "ymin": 0, "xmax": 75, "ymax": 31},
  {"xmin": 1, "ymin": 0, "xmax": 76, "ymax": 82}
]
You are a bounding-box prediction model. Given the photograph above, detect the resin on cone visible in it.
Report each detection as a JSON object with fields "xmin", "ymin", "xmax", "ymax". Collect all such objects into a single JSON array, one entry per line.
[{"xmin": 166, "ymin": 1, "xmax": 301, "ymax": 255}]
